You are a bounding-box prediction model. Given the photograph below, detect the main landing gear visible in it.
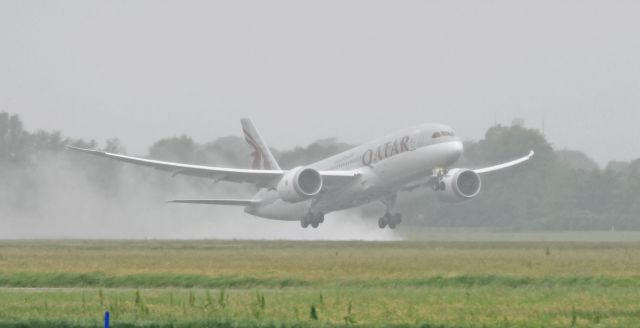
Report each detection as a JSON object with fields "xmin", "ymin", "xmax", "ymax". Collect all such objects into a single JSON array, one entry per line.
[
  {"xmin": 379, "ymin": 193, "xmax": 402, "ymax": 229},
  {"xmin": 301, "ymin": 212, "xmax": 324, "ymax": 229},
  {"xmin": 378, "ymin": 212, "xmax": 402, "ymax": 229},
  {"xmin": 433, "ymin": 168, "xmax": 448, "ymax": 191}
]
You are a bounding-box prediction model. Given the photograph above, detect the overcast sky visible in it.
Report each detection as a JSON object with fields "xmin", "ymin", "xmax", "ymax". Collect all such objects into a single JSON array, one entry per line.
[{"xmin": 1, "ymin": 0, "xmax": 638, "ymax": 165}]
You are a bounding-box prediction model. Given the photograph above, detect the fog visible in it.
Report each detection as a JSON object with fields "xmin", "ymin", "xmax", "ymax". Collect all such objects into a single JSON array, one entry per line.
[
  {"xmin": 1, "ymin": 0, "xmax": 639, "ymax": 165},
  {"xmin": 2, "ymin": 1, "xmax": 640, "ymax": 239},
  {"xmin": 2, "ymin": 111, "xmax": 640, "ymax": 238}
]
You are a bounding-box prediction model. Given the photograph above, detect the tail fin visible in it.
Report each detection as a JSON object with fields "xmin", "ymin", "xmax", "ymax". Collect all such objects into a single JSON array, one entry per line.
[{"xmin": 241, "ymin": 118, "xmax": 281, "ymax": 170}]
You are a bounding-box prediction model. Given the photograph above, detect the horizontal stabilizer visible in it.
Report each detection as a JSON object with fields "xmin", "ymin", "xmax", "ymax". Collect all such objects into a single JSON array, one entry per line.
[{"xmin": 167, "ymin": 199, "xmax": 261, "ymax": 206}]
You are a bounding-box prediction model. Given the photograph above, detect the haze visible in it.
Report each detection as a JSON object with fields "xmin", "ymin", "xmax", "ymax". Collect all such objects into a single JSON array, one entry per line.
[{"xmin": 1, "ymin": 0, "xmax": 639, "ymax": 165}]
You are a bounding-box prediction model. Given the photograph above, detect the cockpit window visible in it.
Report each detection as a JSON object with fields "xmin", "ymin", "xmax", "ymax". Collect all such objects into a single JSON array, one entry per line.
[{"xmin": 432, "ymin": 131, "xmax": 455, "ymax": 139}]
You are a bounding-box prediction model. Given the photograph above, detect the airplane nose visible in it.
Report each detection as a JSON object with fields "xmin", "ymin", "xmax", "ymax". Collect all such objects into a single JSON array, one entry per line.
[{"xmin": 448, "ymin": 140, "xmax": 464, "ymax": 164}]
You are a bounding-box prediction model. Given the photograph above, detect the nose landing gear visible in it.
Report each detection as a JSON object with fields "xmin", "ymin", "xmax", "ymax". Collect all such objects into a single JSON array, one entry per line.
[{"xmin": 301, "ymin": 212, "xmax": 324, "ymax": 229}]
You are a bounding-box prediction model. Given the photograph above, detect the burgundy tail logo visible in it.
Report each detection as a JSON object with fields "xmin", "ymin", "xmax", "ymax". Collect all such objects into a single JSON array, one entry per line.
[{"xmin": 243, "ymin": 129, "xmax": 271, "ymax": 170}]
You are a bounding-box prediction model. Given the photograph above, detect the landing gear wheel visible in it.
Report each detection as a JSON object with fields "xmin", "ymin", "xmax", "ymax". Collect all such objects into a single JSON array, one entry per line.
[
  {"xmin": 302, "ymin": 212, "xmax": 324, "ymax": 229},
  {"xmin": 392, "ymin": 213, "xmax": 402, "ymax": 225},
  {"xmin": 433, "ymin": 181, "xmax": 446, "ymax": 191},
  {"xmin": 378, "ymin": 217, "xmax": 387, "ymax": 229},
  {"xmin": 378, "ymin": 213, "xmax": 402, "ymax": 229}
]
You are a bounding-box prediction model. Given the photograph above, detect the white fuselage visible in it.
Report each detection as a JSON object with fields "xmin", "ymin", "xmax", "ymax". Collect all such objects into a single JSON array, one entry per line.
[{"xmin": 245, "ymin": 124, "xmax": 464, "ymax": 221}]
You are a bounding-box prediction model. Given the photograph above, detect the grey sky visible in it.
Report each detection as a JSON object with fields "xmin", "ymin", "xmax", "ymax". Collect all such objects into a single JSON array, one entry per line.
[{"xmin": 1, "ymin": 0, "xmax": 638, "ymax": 165}]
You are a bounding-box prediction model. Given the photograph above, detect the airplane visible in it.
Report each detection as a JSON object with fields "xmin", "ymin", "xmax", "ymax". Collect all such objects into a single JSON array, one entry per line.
[{"xmin": 68, "ymin": 119, "xmax": 534, "ymax": 229}]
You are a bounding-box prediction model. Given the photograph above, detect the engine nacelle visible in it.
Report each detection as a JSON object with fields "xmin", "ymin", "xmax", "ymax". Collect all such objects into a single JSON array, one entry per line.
[
  {"xmin": 277, "ymin": 167, "xmax": 323, "ymax": 203},
  {"xmin": 436, "ymin": 169, "xmax": 482, "ymax": 203}
]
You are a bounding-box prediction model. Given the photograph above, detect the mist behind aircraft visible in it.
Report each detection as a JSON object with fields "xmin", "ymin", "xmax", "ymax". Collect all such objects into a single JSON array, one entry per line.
[{"xmin": 1, "ymin": 112, "xmax": 639, "ymax": 239}]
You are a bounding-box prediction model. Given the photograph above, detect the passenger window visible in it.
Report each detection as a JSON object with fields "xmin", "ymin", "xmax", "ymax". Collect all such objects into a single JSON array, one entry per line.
[{"xmin": 432, "ymin": 132, "xmax": 441, "ymax": 138}]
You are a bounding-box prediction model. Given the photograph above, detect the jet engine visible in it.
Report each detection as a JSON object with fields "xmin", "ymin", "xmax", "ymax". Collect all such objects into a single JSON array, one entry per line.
[
  {"xmin": 435, "ymin": 169, "xmax": 482, "ymax": 203},
  {"xmin": 277, "ymin": 167, "xmax": 323, "ymax": 203}
]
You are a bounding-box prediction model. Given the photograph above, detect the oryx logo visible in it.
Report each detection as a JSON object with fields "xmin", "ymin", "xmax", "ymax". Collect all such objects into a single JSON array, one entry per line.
[{"xmin": 243, "ymin": 128, "xmax": 271, "ymax": 170}]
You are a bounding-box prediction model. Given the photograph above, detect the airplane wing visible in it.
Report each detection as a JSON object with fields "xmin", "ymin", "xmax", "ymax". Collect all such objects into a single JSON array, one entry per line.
[
  {"xmin": 402, "ymin": 175, "xmax": 438, "ymax": 192},
  {"xmin": 168, "ymin": 199, "xmax": 261, "ymax": 206},
  {"xmin": 402, "ymin": 150, "xmax": 534, "ymax": 191},
  {"xmin": 319, "ymin": 170, "xmax": 360, "ymax": 188},
  {"xmin": 67, "ymin": 146, "xmax": 359, "ymax": 187},
  {"xmin": 473, "ymin": 150, "xmax": 535, "ymax": 174},
  {"xmin": 67, "ymin": 146, "xmax": 283, "ymax": 185}
]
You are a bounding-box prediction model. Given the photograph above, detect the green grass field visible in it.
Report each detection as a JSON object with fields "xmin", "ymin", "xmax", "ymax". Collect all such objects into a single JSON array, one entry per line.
[{"xmin": 1, "ymin": 236, "xmax": 640, "ymax": 327}]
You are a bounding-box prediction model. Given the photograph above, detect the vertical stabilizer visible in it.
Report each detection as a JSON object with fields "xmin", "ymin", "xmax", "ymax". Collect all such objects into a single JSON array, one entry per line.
[{"xmin": 241, "ymin": 118, "xmax": 281, "ymax": 170}]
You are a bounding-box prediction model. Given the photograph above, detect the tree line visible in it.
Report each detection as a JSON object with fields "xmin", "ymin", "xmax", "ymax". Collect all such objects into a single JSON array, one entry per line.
[{"xmin": 1, "ymin": 112, "xmax": 638, "ymax": 231}]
